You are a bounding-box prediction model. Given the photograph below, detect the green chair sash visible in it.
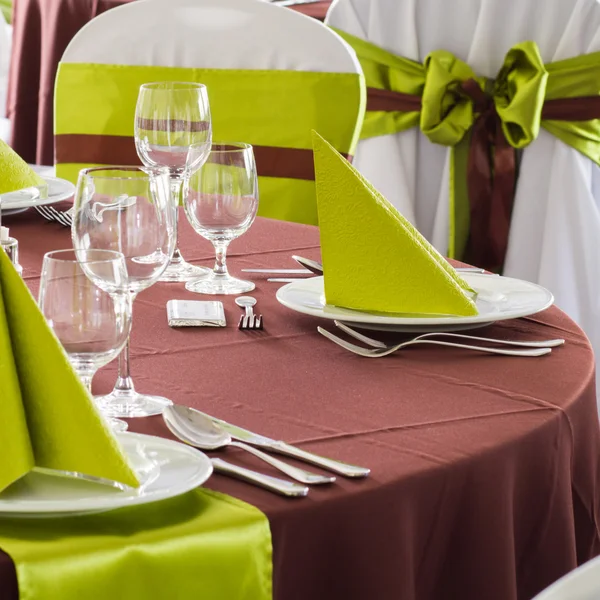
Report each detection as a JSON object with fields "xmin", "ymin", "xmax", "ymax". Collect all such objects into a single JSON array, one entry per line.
[
  {"xmin": 0, "ymin": 488, "xmax": 272, "ymax": 600},
  {"xmin": 0, "ymin": 0, "xmax": 11, "ymax": 23},
  {"xmin": 333, "ymin": 29, "xmax": 600, "ymax": 270},
  {"xmin": 54, "ymin": 63, "xmax": 365, "ymax": 226}
]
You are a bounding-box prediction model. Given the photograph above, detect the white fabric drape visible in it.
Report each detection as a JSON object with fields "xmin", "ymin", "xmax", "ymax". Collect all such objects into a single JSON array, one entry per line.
[{"xmin": 327, "ymin": 0, "xmax": 600, "ymax": 407}]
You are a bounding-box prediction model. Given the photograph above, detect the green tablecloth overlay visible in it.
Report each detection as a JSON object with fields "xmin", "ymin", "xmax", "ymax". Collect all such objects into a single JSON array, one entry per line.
[{"xmin": 0, "ymin": 488, "xmax": 272, "ymax": 599}]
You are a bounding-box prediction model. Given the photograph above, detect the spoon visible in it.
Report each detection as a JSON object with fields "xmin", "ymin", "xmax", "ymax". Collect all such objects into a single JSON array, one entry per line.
[
  {"xmin": 163, "ymin": 405, "xmax": 335, "ymax": 485},
  {"xmin": 292, "ymin": 255, "xmax": 489, "ymax": 275}
]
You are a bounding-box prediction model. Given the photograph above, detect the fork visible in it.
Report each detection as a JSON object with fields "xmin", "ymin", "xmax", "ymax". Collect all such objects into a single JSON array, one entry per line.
[
  {"xmin": 236, "ymin": 296, "xmax": 263, "ymax": 330},
  {"xmin": 317, "ymin": 327, "xmax": 552, "ymax": 357},
  {"xmin": 334, "ymin": 321, "xmax": 565, "ymax": 349},
  {"xmin": 35, "ymin": 205, "xmax": 73, "ymax": 226}
]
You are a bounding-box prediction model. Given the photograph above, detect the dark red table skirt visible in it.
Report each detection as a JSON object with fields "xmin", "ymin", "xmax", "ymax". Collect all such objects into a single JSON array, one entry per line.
[
  {"xmin": 0, "ymin": 213, "xmax": 599, "ymax": 600},
  {"xmin": 6, "ymin": 0, "xmax": 332, "ymax": 165}
]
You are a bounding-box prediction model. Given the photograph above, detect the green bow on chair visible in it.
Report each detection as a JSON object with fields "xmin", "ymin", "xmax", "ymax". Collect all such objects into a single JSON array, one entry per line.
[{"xmin": 334, "ymin": 30, "xmax": 600, "ymax": 271}]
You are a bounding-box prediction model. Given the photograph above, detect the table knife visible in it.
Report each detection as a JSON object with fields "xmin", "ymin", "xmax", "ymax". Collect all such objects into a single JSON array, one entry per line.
[
  {"xmin": 208, "ymin": 415, "xmax": 370, "ymax": 478},
  {"xmin": 241, "ymin": 268, "xmax": 311, "ymax": 274}
]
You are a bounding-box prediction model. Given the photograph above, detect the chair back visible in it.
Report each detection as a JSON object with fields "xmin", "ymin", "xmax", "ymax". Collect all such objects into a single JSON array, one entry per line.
[
  {"xmin": 55, "ymin": 0, "xmax": 365, "ymax": 225},
  {"xmin": 327, "ymin": 0, "xmax": 600, "ymax": 406}
]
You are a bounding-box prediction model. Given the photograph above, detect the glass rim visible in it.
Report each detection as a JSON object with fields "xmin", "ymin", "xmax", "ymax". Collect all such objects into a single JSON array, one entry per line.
[
  {"xmin": 139, "ymin": 81, "xmax": 208, "ymax": 91},
  {"xmin": 43, "ymin": 249, "xmax": 125, "ymax": 265},
  {"xmin": 78, "ymin": 165, "xmax": 170, "ymax": 181},
  {"xmin": 202, "ymin": 142, "xmax": 253, "ymax": 153}
]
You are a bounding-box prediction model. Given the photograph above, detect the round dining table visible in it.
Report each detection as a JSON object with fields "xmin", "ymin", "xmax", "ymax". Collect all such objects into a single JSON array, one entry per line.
[
  {"xmin": 6, "ymin": 0, "xmax": 332, "ymax": 166},
  {"xmin": 0, "ymin": 210, "xmax": 599, "ymax": 599}
]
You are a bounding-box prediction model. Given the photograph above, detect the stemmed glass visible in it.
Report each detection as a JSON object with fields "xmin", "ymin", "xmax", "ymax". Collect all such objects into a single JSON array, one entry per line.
[
  {"xmin": 135, "ymin": 81, "xmax": 212, "ymax": 282},
  {"xmin": 72, "ymin": 166, "xmax": 176, "ymax": 418},
  {"xmin": 38, "ymin": 249, "xmax": 132, "ymax": 432},
  {"xmin": 183, "ymin": 143, "xmax": 259, "ymax": 295}
]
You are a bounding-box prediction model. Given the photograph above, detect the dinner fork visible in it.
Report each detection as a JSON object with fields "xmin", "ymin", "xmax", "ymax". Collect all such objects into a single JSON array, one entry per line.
[
  {"xmin": 317, "ymin": 327, "xmax": 552, "ymax": 357},
  {"xmin": 236, "ymin": 296, "xmax": 263, "ymax": 330},
  {"xmin": 334, "ymin": 321, "xmax": 565, "ymax": 349}
]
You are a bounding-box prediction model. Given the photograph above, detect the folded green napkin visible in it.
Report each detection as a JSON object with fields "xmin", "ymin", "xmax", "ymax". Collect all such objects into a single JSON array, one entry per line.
[
  {"xmin": 0, "ymin": 139, "xmax": 46, "ymax": 195},
  {"xmin": 0, "ymin": 0, "xmax": 10, "ymax": 24},
  {"xmin": 312, "ymin": 131, "xmax": 478, "ymax": 316},
  {"xmin": 0, "ymin": 249, "xmax": 139, "ymax": 492}
]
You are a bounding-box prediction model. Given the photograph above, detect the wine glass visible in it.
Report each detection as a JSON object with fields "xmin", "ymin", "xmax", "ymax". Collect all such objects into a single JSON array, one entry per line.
[
  {"xmin": 135, "ymin": 81, "xmax": 212, "ymax": 282},
  {"xmin": 72, "ymin": 166, "xmax": 176, "ymax": 418},
  {"xmin": 183, "ymin": 143, "xmax": 258, "ymax": 295},
  {"xmin": 38, "ymin": 249, "xmax": 131, "ymax": 432}
]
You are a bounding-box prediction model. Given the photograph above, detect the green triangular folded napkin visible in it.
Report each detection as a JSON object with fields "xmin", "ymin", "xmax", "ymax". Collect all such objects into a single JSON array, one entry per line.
[
  {"xmin": 0, "ymin": 139, "xmax": 46, "ymax": 196},
  {"xmin": 312, "ymin": 131, "xmax": 478, "ymax": 316},
  {"xmin": 0, "ymin": 250, "xmax": 139, "ymax": 492}
]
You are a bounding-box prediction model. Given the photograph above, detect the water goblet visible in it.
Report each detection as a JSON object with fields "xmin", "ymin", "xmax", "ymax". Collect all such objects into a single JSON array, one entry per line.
[
  {"xmin": 183, "ymin": 143, "xmax": 258, "ymax": 295},
  {"xmin": 135, "ymin": 81, "xmax": 212, "ymax": 282},
  {"xmin": 38, "ymin": 249, "xmax": 131, "ymax": 432},
  {"xmin": 72, "ymin": 166, "xmax": 176, "ymax": 418}
]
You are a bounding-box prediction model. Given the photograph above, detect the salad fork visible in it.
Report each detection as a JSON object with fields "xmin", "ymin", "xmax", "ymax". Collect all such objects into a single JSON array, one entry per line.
[
  {"xmin": 334, "ymin": 321, "xmax": 565, "ymax": 349},
  {"xmin": 317, "ymin": 327, "xmax": 552, "ymax": 357}
]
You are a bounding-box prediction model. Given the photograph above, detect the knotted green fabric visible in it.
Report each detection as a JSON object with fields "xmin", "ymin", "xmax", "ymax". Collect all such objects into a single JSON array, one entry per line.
[{"xmin": 334, "ymin": 29, "xmax": 600, "ymax": 269}]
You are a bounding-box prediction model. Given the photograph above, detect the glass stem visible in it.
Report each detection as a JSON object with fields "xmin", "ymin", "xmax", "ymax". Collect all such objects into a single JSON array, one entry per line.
[
  {"xmin": 213, "ymin": 241, "xmax": 230, "ymax": 277},
  {"xmin": 170, "ymin": 177, "xmax": 184, "ymax": 264},
  {"xmin": 114, "ymin": 293, "xmax": 136, "ymax": 394},
  {"xmin": 80, "ymin": 374, "xmax": 94, "ymax": 393}
]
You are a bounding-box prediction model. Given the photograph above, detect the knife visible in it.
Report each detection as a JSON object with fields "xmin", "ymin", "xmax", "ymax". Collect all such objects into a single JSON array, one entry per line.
[
  {"xmin": 207, "ymin": 415, "xmax": 370, "ymax": 478},
  {"xmin": 241, "ymin": 268, "xmax": 311, "ymax": 274}
]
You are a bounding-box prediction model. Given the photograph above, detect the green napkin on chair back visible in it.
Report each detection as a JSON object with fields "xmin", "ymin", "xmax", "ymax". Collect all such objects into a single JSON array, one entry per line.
[
  {"xmin": 312, "ymin": 131, "xmax": 478, "ymax": 316},
  {"xmin": 0, "ymin": 139, "xmax": 46, "ymax": 196},
  {"xmin": 0, "ymin": 250, "xmax": 139, "ymax": 492}
]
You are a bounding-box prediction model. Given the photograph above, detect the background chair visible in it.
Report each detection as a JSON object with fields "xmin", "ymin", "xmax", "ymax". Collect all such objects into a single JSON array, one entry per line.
[
  {"xmin": 327, "ymin": 0, "xmax": 600, "ymax": 406},
  {"xmin": 532, "ymin": 555, "xmax": 600, "ymax": 600},
  {"xmin": 0, "ymin": 10, "xmax": 11, "ymax": 142},
  {"xmin": 54, "ymin": 0, "xmax": 364, "ymax": 226}
]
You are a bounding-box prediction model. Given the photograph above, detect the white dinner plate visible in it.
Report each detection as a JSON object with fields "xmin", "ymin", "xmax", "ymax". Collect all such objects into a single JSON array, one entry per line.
[
  {"xmin": 1, "ymin": 176, "xmax": 75, "ymax": 214},
  {"xmin": 276, "ymin": 274, "xmax": 554, "ymax": 333},
  {"xmin": 0, "ymin": 432, "xmax": 212, "ymax": 517}
]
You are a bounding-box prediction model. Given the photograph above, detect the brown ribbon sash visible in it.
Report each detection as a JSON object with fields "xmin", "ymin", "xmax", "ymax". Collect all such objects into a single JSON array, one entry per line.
[
  {"xmin": 54, "ymin": 134, "xmax": 351, "ymax": 182},
  {"xmin": 365, "ymin": 85, "xmax": 600, "ymax": 271}
]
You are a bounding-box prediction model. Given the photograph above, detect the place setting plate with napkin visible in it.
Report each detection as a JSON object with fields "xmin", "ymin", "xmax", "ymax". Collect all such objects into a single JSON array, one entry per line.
[
  {"xmin": 276, "ymin": 133, "xmax": 555, "ymax": 334},
  {"xmin": 0, "ymin": 141, "xmax": 75, "ymax": 215},
  {"xmin": 0, "ymin": 247, "xmax": 212, "ymax": 518}
]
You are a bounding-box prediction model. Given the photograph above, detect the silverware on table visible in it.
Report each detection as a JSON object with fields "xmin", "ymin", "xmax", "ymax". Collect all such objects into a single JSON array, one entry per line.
[
  {"xmin": 334, "ymin": 320, "xmax": 566, "ymax": 349},
  {"xmin": 318, "ymin": 327, "xmax": 553, "ymax": 358},
  {"xmin": 210, "ymin": 458, "xmax": 308, "ymax": 497},
  {"xmin": 271, "ymin": 0, "xmax": 323, "ymax": 6},
  {"xmin": 241, "ymin": 268, "xmax": 311, "ymax": 274},
  {"xmin": 236, "ymin": 296, "xmax": 263, "ymax": 330},
  {"xmin": 164, "ymin": 405, "xmax": 335, "ymax": 485},
  {"xmin": 35, "ymin": 204, "xmax": 73, "ymax": 226},
  {"xmin": 291, "ymin": 255, "xmax": 490, "ymax": 276},
  {"xmin": 207, "ymin": 413, "xmax": 371, "ymax": 478},
  {"xmin": 165, "ymin": 414, "xmax": 308, "ymax": 496},
  {"xmin": 267, "ymin": 278, "xmax": 304, "ymax": 283}
]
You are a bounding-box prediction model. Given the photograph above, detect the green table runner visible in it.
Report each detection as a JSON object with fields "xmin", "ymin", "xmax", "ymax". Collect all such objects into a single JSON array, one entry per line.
[{"xmin": 0, "ymin": 488, "xmax": 272, "ymax": 599}]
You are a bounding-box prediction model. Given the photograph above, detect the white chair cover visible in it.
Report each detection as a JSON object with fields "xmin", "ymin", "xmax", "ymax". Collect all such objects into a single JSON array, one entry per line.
[
  {"xmin": 327, "ymin": 0, "xmax": 600, "ymax": 406},
  {"xmin": 532, "ymin": 555, "xmax": 600, "ymax": 600},
  {"xmin": 63, "ymin": 0, "xmax": 360, "ymax": 74}
]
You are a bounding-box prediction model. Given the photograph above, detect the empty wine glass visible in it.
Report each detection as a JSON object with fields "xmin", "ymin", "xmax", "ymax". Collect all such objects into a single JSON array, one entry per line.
[
  {"xmin": 72, "ymin": 166, "xmax": 176, "ymax": 418},
  {"xmin": 38, "ymin": 249, "xmax": 131, "ymax": 432},
  {"xmin": 135, "ymin": 81, "xmax": 212, "ymax": 282},
  {"xmin": 183, "ymin": 143, "xmax": 258, "ymax": 295}
]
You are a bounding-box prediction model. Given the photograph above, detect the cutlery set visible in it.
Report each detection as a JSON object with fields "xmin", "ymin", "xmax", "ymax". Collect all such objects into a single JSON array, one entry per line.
[{"xmin": 163, "ymin": 404, "xmax": 369, "ymax": 497}]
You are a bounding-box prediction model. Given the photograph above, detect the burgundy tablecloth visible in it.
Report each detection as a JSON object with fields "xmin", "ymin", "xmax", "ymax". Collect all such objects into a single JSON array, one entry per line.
[
  {"xmin": 6, "ymin": 0, "xmax": 332, "ymax": 165},
  {"xmin": 1, "ymin": 213, "xmax": 599, "ymax": 600}
]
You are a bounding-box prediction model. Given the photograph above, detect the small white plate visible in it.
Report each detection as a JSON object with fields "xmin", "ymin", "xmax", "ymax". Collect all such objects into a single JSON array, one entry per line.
[
  {"xmin": 1, "ymin": 176, "xmax": 75, "ymax": 214},
  {"xmin": 0, "ymin": 432, "xmax": 212, "ymax": 517},
  {"xmin": 276, "ymin": 274, "xmax": 554, "ymax": 333}
]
